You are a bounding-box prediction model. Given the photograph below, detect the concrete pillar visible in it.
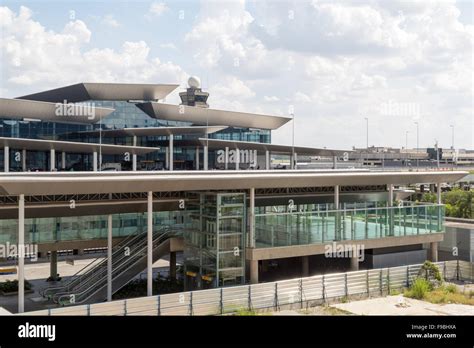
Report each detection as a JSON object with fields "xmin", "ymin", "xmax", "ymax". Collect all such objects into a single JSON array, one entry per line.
[
  {"xmin": 50, "ymin": 251, "xmax": 58, "ymax": 280},
  {"xmin": 147, "ymin": 191, "xmax": 153, "ymax": 296},
  {"xmin": 224, "ymin": 147, "xmax": 229, "ymax": 170},
  {"xmin": 203, "ymin": 146, "xmax": 208, "ymax": 170},
  {"xmin": 249, "ymin": 187, "xmax": 255, "ymax": 248},
  {"xmin": 61, "ymin": 151, "xmax": 66, "ymax": 170},
  {"xmin": 107, "ymin": 214, "xmax": 112, "ymax": 301},
  {"xmin": 334, "ymin": 185, "xmax": 340, "ymax": 209},
  {"xmin": 169, "ymin": 251, "xmax": 176, "ymax": 279},
  {"xmin": 93, "ymin": 151, "xmax": 98, "ymax": 172},
  {"xmin": 169, "ymin": 134, "xmax": 174, "ymax": 171},
  {"xmin": 132, "ymin": 136, "xmax": 137, "ymax": 171},
  {"xmin": 4, "ymin": 146, "xmax": 9, "ymax": 172},
  {"xmin": 165, "ymin": 147, "xmax": 169, "ymax": 169},
  {"xmin": 437, "ymin": 183, "xmax": 442, "ymax": 204},
  {"xmin": 333, "ymin": 156, "xmax": 337, "ymax": 169},
  {"xmin": 302, "ymin": 256, "xmax": 309, "ymax": 277},
  {"xmin": 350, "ymin": 255, "xmax": 359, "ymax": 271},
  {"xmin": 235, "ymin": 148, "xmax": 240, "ymax": 170},
  {"xmin": 294, "ymin": 152, "xmax": 298, "ymax": 170},
  {"xmin": 430, "ymin": 242, "xmax": 438, "ymax": 262},
  {"xmin": 335, "ymin": 185, "xmax": 340, "ymax": 239},
  {"xmin": 22, "ymin": 149, "xmax": 27, "ymax": 171},
  {"xmin": 250, "ymin": 260, "xmax": 258, "ymax": 284},
  {"xmin": 265, "ymin": 150, "xmax": 270, "ymax": 170},
  {"xmin": 50, "ymin": 149, "xmax": 55, "ymax": 171},
  {"xmin": 195, "ymin": 147, "xmax": 200, "ymax": 170},
  {"xmin": 388, "ymin": 184, "xmax": 394, "ymax": 206},
  {"xmin": 18, "ymin": 194, "xmax": 25, "ymax": 313}
]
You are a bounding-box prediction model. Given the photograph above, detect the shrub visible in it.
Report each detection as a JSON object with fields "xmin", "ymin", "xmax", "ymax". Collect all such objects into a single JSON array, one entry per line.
[
  {"xmin": 0, "ymin": 279, "xmax": 32, "ymax": 293},
  {"xmin": 405, "ymin": 278, "xmax": 431, "ymax": 299}
]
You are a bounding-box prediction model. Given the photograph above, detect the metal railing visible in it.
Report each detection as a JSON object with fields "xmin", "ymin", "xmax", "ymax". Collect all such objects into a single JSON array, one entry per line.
[{"xmin": 21, "ymin": 260, "xmax": 473, "ymax": 316}]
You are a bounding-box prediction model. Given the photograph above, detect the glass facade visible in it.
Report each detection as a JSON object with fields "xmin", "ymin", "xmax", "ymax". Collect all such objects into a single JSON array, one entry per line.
[
  {"xmin": 253, "ymin": 203, "xmax": 445, "ymax": 248},
  {"xmin": 184, "ymin": 192, "xmax": 246, "ymax": 289}
]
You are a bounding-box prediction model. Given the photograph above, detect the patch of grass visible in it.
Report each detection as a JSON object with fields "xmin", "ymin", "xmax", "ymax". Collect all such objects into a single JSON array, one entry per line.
[
  {"xmin": 390, "ymin": 288, "xmax": 402, "ymax": 296},
  {"xmin": 404, "ymin": 278, "xmax": 432, "ymax": 300},
  {"xmin": 233, "ymin": 308, "xmax": 259, "ymax": 316}
]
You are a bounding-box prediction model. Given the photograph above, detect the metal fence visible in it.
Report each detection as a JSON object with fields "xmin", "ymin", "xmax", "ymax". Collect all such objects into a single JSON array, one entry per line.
[{"xmin": 21, "ymin": 260, "xmax": 473, "ymax": 316}]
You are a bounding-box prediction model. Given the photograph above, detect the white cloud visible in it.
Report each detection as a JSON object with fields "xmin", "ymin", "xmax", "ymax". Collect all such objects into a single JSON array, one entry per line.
[
  {"xmin": 147, "ymin": 2, "xmax": 169, "ymax": 18},
  {"xmin": 101, "ymin": 14, "xmax": 120, "ymax": 28},
  {"xmin": 264, "ymin": 96, "xmax": 279, "ymax": 102},
  {"xmin": 0, "ymin": 6, "xmax": 187, "ymax": 97},
  {"xmin": 159, "ymin": 43, "xmax": 177, "ymax": 50}
]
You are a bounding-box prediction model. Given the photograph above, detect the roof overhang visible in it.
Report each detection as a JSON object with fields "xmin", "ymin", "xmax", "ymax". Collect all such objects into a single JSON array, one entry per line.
[
  {"xmin": 198, "ymin": 138, "xmax": 351, "ymax": 156},
  {"xmin": 136, "ymin": 102, "xmax": 292, "ymax": 130},
  {"xmin": 0, "ymin": 98, "xmax": 114, "ymax": 124},
  {"xmin": 0, "ymin": 170, "xmax": 467, "ymax": 196},
  {"xmin": 66, "ymin": 126, "xmax": 229, "ymax": 138},
  {"xmin": 17, "ymin": 83, "xmax": 179, "ymax": 103},
  {"xmin": 0, "ymin": 137, "xmax": 158, "ymax": 156}
]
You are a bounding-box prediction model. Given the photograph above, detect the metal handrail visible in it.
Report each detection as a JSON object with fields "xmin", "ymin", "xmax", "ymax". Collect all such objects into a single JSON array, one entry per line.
[{"xmin": 57, "ymin": 229, "xmax": 173, "ymax": 306}]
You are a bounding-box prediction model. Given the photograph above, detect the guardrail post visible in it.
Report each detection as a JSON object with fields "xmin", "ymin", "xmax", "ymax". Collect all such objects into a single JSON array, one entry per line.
[
  {"xmin": 157, "ymin": 295, "xmax": 161, "ymax": 316},
  {"xmin": 189, "ymin": 292, "xmax": 193, "ymax": 316},
  {"xmin": 406, "ymin": 265, "xmax": 410, "ymax": 287},
  {"xmin": 124, "ymin": 300, "xmax": 127, "ymax": 316},
  {"xmin": 274, "ymin": 283, "xmax": 279, "ymax": 311},
  {"xmin": 387, "ymin": 268, "xmax": 391, "ymax": 294},
  {"xmin": 443, "ymin": 262, "xmax": 446, "ymax": 281},
  {"xmin": 220, "ymin": 288, "xmax": 224, "ymax": 315},
  {"xmin": 87, "ymin": 304, "xmax": 91, "ymax": 316},
  {"xmin": 344, "ymin": 273, "xmax": 348, "ymax": 298},
  {"xmin": 48, "ymin": 308, "xmax": 52, "ymax": 316},
  {"xmin": 299, "ymin": 278, "xmax": 303, "ymax": 309},
  {"xmin": 322, "ymin": 275, "xmax": 326, "ymax": 303},
  {"xmin": 456, "ymin": 259, "xmax": 460, "ymax": 281},
  {"xmin": 379, "ymin": 269, "xmax": 383, "ymax": 295},
  {"xmin": 248, "ymin": 285, "xmax": 252, "ymax": 310},
  {"xmin": 366, "ymin": 270, "xmax": 369, "ymax": 296}
]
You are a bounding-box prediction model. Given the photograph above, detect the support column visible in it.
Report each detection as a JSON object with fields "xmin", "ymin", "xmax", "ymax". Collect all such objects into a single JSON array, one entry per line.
[
  {"xmin": 169, "ymin": 251, "xmax": 176, "ymax": 279},
  {"xmin": 249, "ymin": 187, "xmax": 255, "ymax": 248},
  {"xmin": 50, "ymin": 251, "xmax": 58, "ymax": 281},
  {"xmin": 203, "ymin": 145, "xmax": 208, "ymax": 170},
  {"xmin": 430, "ymin": 242, "xmax": 438, "ymax": 262},
  {"xmin": 350, "ymin": 255, "xmax": 359, "ymax": 271},
  {"xmin": 335, "ymin": 185, "xmax": 340, "ymax": 240},
  {"xmin": 388, "ymin": 183, "xmax": 394, "ymax": 236},
  {"xmin": 169, "ymin": 134, "xmax": 174, "ymax": 171},
  {"xmin": 61, "ymin": 151, "xmax": 66, "ymax": 170},
  {"xmin": 18, "ymin": 194, "xmax": 25, "ymax": 313},
  {"xmin": 437, "ymin": 183, "xmax": 442, "ymax": 204},
  {"xmin": 107, "ymin": 214, "xmax": 112, "ymax": 301},
  {"xmin": 250, "ymin": 260, "xmax": 258, "ymax": 284},
  {"xmin": 195, "ymin": 147, "xmax": 200, "ymax": 170},
  {"xmin": 294, "ymin": 152, "xmax": 298, "ymax": 170},
  {"xmin": 147, "ymin": 191, "xmax": 153, "ymax": 296},
  {"xmin": 132, "ymin": 135, "xmax": 137, "ymax": 171},
  {"xmin": 224, "ymin": 147, "xmax": 229, "ymax": 170},
  {"xmin": 4, "ymin": 146, "xmax": 9, "ymax": 173},
  {"xmin": 333, "ymin": 156, "xmax": 337, "ymax": 169},
  {"xmin": 93, "ymin": 151, "xmax": 98, "ymax": 172},
  {"xmin": 302, "ymin": 256, "xmax": 309, "ymax": 277},
  {"xmin": 50, "ymin": 149, "xmax": 55, "ymax": 171},
  {"xmin": 235, "ymin": 148, "xmax": 240, "ymax": 170},
  {"xmin": 265, "ymin": 150, "xmax": 270, "ymax": 170},
  {"xmin": 165, "ymin": 147, "xmax": 169, "ymax": 169},
  {"xmin": 22, "ymin": 149, "xmax": 27, "ymax": 171}
]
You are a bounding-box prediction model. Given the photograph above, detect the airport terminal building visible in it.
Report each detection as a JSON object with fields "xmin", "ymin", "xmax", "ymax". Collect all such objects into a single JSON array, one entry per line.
[{"xmin": 0, "ymin": 79, "xmax": 467, "ymax": 312}]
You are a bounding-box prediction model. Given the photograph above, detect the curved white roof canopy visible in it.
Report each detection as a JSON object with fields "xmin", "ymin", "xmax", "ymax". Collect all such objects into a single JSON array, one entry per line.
[
  {"xmin": 0, "ymin": 137, "xmax": 158, "ymax": 156},
  {"xmin": 197, "ymin": 138, "xmax": 351, "ymax": 156},
  {"xmin": 0, "ymin": 98, "xmax": 114, "ymax": 124},
  {"xmin": 17, "ymin": 83, "xmax": 179, "ymax": 103},
  {"xmin": 0, "ymin": 171, "xmax": 467, "ymax": 196},
  {"xmin": 136, "ymin": 102, "xmax": 292, "ymax": 130},
  {"xmin": 66, "ymin": 126, "xmax": 228, "ymax": 138}
]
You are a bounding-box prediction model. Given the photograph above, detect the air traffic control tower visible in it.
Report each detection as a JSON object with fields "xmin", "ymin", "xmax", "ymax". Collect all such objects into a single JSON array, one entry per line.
[{"xmin": 179, "ymin": 76, "xmax": 209, "ymax": 108}]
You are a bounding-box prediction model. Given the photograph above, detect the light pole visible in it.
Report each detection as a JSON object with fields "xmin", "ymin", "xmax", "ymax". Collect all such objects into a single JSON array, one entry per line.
[
  {"xmin": 364, "ymin": 117, "xmax": 369, "ymax": 149},
  {"xmin": 450, "ymin": 124, "xmax": 456, "ymax": 168},
  {"xmin": 435, "ymin": 139, "xmax": 440, "ymax": 168},
  {"xmin": 291, "ymin": 112, "xmax": 295, "ymax": 169},
  {"xmin": 414, "ymin": 121, "xmax": 419, "ymax": 169},
  {"xmin": 405, "ymin": 131, "xmax": 409, "ymax": 168}
]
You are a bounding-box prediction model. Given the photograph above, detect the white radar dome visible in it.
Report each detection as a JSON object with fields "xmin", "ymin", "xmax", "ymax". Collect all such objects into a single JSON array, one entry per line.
[{"xmin": 188, "ymin": 76, "xmax": 201, "ymax": 89}]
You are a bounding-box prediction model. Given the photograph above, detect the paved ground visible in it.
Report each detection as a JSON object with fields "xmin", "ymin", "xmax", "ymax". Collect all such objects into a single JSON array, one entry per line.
[
  {"xmin": 0, "ymin": 254, "xmax": 177, "ymax": 314},
  {"xmin": 331, "ymin": 295, "xmax": 474, "ymax": 315}
]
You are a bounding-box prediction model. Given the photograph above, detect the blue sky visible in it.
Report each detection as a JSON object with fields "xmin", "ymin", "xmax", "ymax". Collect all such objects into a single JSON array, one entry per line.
[{"xmin": 1, "ymin": 0, "xmax": 473, "ymax": 150}]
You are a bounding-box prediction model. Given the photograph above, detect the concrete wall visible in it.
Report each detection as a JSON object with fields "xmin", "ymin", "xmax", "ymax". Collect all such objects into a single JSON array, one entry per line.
[
  {"xmin": 439, "ymin": 221, "xmax": 474, "ymax": 262},
  {"xmin": 367, "ymin": 249, "xmax": 427, "ymax": 268}
]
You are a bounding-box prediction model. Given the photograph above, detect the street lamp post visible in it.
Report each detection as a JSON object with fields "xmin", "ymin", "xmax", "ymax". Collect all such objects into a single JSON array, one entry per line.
[
  {"xmin": 364, "ymin": 117, "xmax": 369, "ymax": 168},
  {"xmin": 414, "ymin": 122, "xmax": 419, "ymax": 169},
  {"xmin": 405, "ymin": 131, "xmax": 409, "ymax": 168}
]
